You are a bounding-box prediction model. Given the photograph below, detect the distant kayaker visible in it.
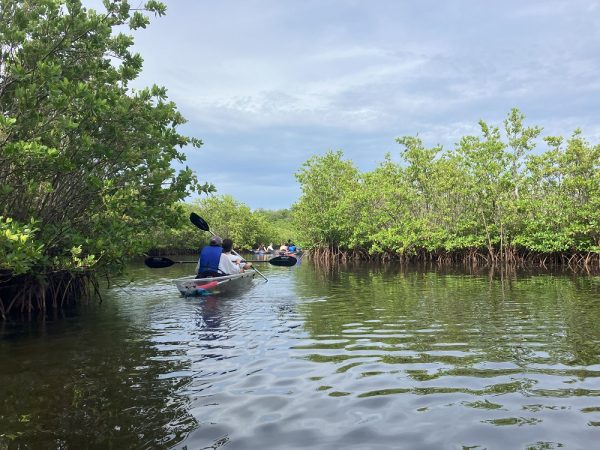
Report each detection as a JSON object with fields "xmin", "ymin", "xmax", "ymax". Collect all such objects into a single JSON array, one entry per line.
[{"xmin": 266, "ymin": 243, "xmax": 274, "ymax": 252}]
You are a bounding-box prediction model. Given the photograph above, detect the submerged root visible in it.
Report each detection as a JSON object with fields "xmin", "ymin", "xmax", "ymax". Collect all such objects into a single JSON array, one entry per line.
[
  {"xmin": 305, "ymin": 247, "xmax": 600, "ymax": 272},
  {"xmin": 0, "ymin": 270, "xmax": 99, "ymax": 320}
]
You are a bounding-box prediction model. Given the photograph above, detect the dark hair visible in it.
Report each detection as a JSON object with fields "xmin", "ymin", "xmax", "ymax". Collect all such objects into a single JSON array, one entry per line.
[{"xmin": 222, "ymin": 238, "xmax": 233, "ymax": 252}]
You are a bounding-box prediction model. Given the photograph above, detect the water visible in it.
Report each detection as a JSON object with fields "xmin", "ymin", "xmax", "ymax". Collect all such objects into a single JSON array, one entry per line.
[{"xmin": 1, "ymin": 260, "xmax": 600, "ymax": 449}]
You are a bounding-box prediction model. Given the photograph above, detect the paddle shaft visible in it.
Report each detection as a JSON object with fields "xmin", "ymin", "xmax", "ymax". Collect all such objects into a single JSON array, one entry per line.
[
  {"xmin": 169, "ymin": 259, "xmax": 276, "ymax": 264},
  {"xmin": 245, "ymin": 259, "xmax": 279, "ymax": 263}
]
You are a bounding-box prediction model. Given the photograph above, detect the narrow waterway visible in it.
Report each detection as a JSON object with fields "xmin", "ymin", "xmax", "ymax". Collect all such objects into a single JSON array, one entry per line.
[{"xmin": 1, "ymin": 260, "xmax": 600, "ymax": 449}]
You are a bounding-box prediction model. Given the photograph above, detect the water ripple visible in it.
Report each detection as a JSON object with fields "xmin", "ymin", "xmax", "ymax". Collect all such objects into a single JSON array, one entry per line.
[{"xmin": 2, "ymin": 263, "xmax": 600, "ymax": 449}]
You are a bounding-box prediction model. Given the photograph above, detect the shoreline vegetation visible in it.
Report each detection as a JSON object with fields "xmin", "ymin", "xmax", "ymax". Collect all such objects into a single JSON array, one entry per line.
[
  {"xmin": 307, "ymin": 247, "xmax": 600, "ymax": 271},
  {"xmin": 0, "ymin": 1, "xmax": 210, "ymax": 318},
  {"xmin": 0, "ymin": 270, "xmax": 100, "ymax": 320},
  {"xmin": 292, "ymin": 109, "xmax": 599, "ymax": 271},
  {"xmin": 1, "ymin": 1, "xmax": 599, "ymax": 318}
]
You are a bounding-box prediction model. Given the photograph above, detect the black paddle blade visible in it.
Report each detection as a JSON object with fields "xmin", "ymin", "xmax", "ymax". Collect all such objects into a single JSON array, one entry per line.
[
  {"xmin": 190, "ymin": 212, "xmax": 210, "ymax": 232},
  {"xmin": 269, "ymin": 255, "xmax": 298, "ymax": 267},
  {"xmin": 144, "ymin": 256, "xmax": 176, "ymax": 268}
]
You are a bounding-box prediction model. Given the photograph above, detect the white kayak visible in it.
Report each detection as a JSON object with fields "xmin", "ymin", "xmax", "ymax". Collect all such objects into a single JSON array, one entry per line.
[{"xmin": 173, "ymin": 270, "xmax": 256, "ymax": 296}]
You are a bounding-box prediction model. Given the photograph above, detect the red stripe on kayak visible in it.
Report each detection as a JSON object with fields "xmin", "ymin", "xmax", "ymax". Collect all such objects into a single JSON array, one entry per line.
[{"xmin": 196, "ymin": 280, "xmax": 219, "ymax": 290}]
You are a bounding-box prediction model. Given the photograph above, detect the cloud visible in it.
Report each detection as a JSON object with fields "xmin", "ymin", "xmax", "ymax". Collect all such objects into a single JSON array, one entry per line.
[{"xmin": 83, "ymin": 0, "xmax": 600, "ymax": 209}]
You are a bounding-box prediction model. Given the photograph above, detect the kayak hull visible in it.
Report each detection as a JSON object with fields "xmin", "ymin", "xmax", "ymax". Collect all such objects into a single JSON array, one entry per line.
[{"xmin": 173, "ymin": 270, "xmax": 256, "ymax": 296}]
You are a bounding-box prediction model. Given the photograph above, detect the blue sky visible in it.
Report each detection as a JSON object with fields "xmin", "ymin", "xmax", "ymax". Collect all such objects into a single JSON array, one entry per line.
[{"xmin": 116, "ymin": 1, "xmax": 600, "ymax": 209}]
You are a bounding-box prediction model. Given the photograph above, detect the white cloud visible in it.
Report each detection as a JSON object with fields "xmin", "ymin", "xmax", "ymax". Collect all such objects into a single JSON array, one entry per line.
[{"xmin": 83, "ymin": 0, "xmax": 600, "ymax": 209}]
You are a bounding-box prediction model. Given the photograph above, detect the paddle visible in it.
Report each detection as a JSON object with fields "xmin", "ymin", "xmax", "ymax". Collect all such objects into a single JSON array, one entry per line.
[
  {"xmin": 145, "ymin": 255, "xmax": 297, "ymax": 269},
  {"xmin": 144, "ymin": 256, "xmax": 194, "ymax": 268},
  {"xmin": 264, "ymin": 255, "xmax": 297, "ymax": 267},
  {"xmin": 189, "ymin": 213, "xmax": 269, "ymax": 281}
]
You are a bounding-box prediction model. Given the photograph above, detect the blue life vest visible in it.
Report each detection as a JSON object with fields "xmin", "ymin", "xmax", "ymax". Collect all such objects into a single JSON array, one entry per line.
[{"xmin": 198, "ymin": 245, "xmax": 222, "ymax": 276}]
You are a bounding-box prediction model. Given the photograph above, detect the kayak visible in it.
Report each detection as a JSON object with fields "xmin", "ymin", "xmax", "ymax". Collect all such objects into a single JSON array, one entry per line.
[{"xmin": 173, "ymin": 270, "xmax": 256, "ymax": 296}]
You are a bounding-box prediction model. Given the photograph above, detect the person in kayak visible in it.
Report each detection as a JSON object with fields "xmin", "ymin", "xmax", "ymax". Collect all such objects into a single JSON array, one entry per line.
[
  {"xmin": 196, "ymin": 235, "xmax": 225, "ymax": 277},
  {"xmin": 222, "ymin": 238, "xmax": 252, "ymax": 272},
  {"xmin": 196, "ymin": 236, "xmax": 252, "ymax": 277}
]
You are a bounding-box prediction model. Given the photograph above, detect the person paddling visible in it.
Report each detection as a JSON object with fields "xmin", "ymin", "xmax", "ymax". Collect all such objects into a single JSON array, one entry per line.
[
  {"xmin": 222, "ymin": 238, "xmax": 253, "ymax": 272},
  {"xmin": 196, "ymin": 236, "xmax": 253, "ymax": 278},
  {"xmin": 196, "ymin": 235, "xmax": 224, "ymax": 277}
]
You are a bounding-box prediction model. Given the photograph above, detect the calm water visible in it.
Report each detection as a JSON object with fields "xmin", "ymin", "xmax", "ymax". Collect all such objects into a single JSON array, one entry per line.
[{"xmin": 1, "ymin": 260, "xmax": 600, "ymax": 449}]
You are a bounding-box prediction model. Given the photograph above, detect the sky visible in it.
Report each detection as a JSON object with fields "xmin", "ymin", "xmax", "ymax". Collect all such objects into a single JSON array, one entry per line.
[{"xmin": 102, "ymin": 0, "xmax": 600, "ymax": 209}]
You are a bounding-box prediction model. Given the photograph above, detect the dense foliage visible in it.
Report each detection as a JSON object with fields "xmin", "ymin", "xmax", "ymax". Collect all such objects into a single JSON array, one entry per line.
[
  {"xmin": 253, "ymin": 207, "xmax": 297, "ymax": 249},
  {"xmin": 148, "ymin": 196, "xmax": 296, "ymax": 253},
  {"xmin": 0, "ymin": 0, "xmax": 210, "ymax": 313},
  {"xmin": 293, "ymin": 109, "xmax": 600, "ymax": 265},
  {"xmin": 0, "ymin": 0, "xmax": 209, "ymax": 272}
]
